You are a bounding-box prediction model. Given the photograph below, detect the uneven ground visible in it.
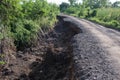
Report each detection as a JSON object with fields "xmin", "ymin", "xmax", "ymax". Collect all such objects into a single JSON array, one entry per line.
[
  {"xmin": 1, "ymin": 15, "xmax": 120, "ymax": 80},
  {"xmin": 69, "ymin": 16, "xmax": 120, "ymax": 80}
]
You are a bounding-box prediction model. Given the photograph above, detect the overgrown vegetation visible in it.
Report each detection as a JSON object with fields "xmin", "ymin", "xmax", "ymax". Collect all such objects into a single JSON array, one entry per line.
[
  {"xmin": 90, "ymin": 8, "xmax": 120, "ymax": 29},
  {"xmin": 60, "ymin": 0, "xmax": 120, "ymax": 30},
  {"xmin": 0, "ymin": 0, "xmax": 59, "ymax": 50}
]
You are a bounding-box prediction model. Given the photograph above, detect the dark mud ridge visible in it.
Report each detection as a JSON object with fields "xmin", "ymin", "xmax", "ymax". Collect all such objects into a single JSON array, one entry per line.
[{"xmin": 28, "ymin": 15, "xmax": 83, "ymax": 80}]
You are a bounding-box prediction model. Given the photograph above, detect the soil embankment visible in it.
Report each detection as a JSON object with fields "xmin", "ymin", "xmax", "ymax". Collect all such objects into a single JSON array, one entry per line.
[
  {"xmin": 28, "ymin": 15, "xmax": 81, "ymax": 80},
  {"xmin": 0, "ymin": 15, "xmax": 81, "ymax": 80}
]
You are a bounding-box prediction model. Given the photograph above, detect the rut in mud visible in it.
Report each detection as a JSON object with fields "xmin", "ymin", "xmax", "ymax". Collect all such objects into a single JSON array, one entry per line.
[{"xmin": 28, "ymin": 16, "xmax": 80, "ymax": 80}]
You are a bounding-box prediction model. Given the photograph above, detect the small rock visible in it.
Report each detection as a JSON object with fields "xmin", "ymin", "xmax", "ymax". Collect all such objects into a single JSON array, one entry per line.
[
  {"xmin": 36, "ymin": 58, "xmax": 42, "ymax": 62},
  {"xmin": 2, "ymin": 68, "xmax": 14, "ymax": 76},
  {"xmin": 18, "ymin": 51, "xmax": 23, "ymax": 54},
  {"xmin": 93, "ymin": 77, "xmax": 97, "ymax": 80},
  {"xmin": 16, "ymin": 53, "xmax": 23, "ymax": 58},
  {"xmin": 8, "ymin": 64, "xmax": 14, "ymax": 67},
  {"xmin": 23, "ymin": 57, "xmax": 28, "ymax": 61},
  {"xmin": 19, "ymin": 73, "xmax": 28, "ymax": 80}
]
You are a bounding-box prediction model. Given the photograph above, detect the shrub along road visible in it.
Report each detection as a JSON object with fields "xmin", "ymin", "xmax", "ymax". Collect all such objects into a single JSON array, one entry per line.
[{"xmin": 59, "ymin": 15, "xmax": 120, "ymax": 80}]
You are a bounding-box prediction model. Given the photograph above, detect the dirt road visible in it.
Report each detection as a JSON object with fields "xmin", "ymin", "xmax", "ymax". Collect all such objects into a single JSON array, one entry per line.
[{"xmin": 59, "ymin": 15, "xmax": 120, "ymax": 80}]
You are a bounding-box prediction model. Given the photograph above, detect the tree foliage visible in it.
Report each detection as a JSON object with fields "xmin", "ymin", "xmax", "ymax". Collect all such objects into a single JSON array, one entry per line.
[
  {"xmin": 60, "ymin": 2, "xmax": 69, "ymax": 12},
  {"xmin": 112, "ymin": 1, "xmax": 120, "ymax": 8},
  {"xmin": 82, "ymin": 0, "xmax": 111, "ymax": 9},
  {"xmin": 0, "ymin": 0, "xmax": 59, "ymax": 49},
  {"xmin": 68, "ymin": 0, "xmax": 78, "ymax": 5},
  {"xmin": 60, "ymin": 0, "xmax": 120, "ymax": 30}
]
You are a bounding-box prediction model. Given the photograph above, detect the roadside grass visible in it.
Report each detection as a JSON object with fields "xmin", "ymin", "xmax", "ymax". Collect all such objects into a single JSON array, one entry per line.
[
  {"xmin": 89, "ymin": 18, "xmax": 120, "ymax": 30},
  {"xmin": 89, "ymin": 8, "xmax": 120, "ymax": 30}
]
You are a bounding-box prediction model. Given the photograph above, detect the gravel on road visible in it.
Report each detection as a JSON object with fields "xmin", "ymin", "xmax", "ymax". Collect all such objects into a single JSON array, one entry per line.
[{"xmin": 59, "ymin": 15, "xmax": 120, "ymax": 80}]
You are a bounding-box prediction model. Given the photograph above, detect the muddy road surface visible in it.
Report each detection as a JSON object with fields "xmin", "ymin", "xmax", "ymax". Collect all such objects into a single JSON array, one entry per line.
[{"xmin": 62, "ymin": 15, "xmax": 120, "ymax": 80}]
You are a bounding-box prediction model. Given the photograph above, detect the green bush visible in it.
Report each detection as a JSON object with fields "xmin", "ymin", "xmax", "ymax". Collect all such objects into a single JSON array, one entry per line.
[
  {"xmin": 91, "ymin": 9, "xmax": 97, "ymax": 17},
  {"xmin": 109, "ymin": 20, "xmax": 119, "ymax": 27},
  {"xmin": 0, "ymin": 0, "xmax": 59, "ymax": 50},
  {"xmin": 89, "ymin": 8, "xmax": 120, "ymax": 30},
  {"xmin": 11, "ymin": 20, "xmax": 39, "ymax": 48}
]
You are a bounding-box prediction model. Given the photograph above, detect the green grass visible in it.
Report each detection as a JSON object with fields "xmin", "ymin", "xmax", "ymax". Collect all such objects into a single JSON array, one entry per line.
[
  {"xmin": 90, "ymin": 17, "xmax": 120, "ymax": 30},
  {"xmin": 0, "ymin": 61, "xmax": 6, "ymax": 65},
  {"xmin": 96, "ymin": 8, "xmax": 120, "ymax": 22},
  {"xmin": 89, "ymin": 8, "xmax": 120, "ymax": 30}
]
